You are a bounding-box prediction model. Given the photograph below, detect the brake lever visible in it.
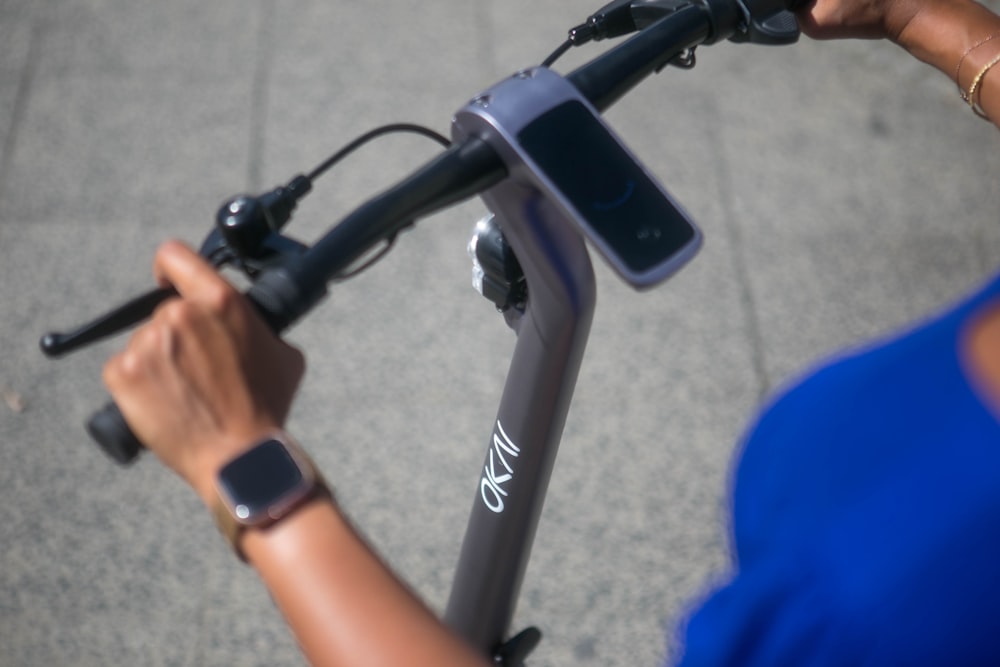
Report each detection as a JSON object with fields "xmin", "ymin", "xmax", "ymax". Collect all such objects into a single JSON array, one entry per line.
[
  {"xmin": 39, "ymin": 230, "xmax": 232, "ymax": 358},
  {"xmin": 40, "ymin": 177, "xmax": 313, "ymax": 359},
  {"xmin": 41, "ymin": 179, "xmax": 314, "ymax": 464},
  {"xmin": 40, "ymin": 286, "xmax": 179, "ymax": 358}
]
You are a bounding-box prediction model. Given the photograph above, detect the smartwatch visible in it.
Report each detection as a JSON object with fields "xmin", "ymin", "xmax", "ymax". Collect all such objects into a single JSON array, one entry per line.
[{"xmin": 212, "ymin": 432, "xmax": 330, "ymax": 561}]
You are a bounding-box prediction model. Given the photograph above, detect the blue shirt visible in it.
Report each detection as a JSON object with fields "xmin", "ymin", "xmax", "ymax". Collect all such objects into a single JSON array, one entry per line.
[{"xmin": 676, "ymin": 271, "xmax": 1000, "ymax": 666}]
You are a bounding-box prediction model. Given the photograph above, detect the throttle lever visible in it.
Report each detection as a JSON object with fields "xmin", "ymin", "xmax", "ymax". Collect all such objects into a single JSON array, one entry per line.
[{"xmin": 728, "ymin": 0, "xmax": 801, "ymax": 44}]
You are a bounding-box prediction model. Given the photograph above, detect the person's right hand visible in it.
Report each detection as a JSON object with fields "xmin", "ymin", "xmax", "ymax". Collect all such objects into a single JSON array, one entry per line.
[{"xmin": 793, "ymin": 0, "xmax": 924, "ymax": 42}]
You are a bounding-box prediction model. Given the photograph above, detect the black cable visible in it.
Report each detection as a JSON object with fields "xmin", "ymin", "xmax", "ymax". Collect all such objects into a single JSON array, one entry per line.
[
  {"xmin": 306, "ymin": 123, "xmax": 451, "ymax": 182},
  {"xmin": 542, "ymin": 40, "xmax": 574, "ymax": 67}
]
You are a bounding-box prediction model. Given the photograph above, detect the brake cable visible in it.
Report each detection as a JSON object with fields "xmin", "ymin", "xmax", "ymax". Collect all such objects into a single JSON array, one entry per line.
[
  {"xmin": 307, "ymin": 123, "xmax": 451, "ymax": 181},
  {"xmin": 305, "ymin": 123, "xmax": 452, "ymax": 281}
]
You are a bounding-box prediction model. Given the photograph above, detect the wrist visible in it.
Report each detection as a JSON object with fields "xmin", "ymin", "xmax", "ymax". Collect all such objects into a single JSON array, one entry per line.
[{"xmin": 894, "ymin": 0, "xmax": 1000, "ymax": 78}]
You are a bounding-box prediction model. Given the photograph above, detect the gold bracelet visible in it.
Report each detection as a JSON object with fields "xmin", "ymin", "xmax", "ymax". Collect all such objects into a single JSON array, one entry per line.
[
  {"xmin": 968, "ymin": 52, "xmax": 1000, "ymax": 119},
  {"xmin": 957, "ymin": 33, "xmax": 1000, "ymax": 100}
]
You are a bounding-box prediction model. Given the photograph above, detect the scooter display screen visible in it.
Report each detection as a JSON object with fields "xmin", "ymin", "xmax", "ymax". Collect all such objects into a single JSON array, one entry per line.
[{"xmin": 516, "ymin": 100, "xmax": 696, "ymax": 275}]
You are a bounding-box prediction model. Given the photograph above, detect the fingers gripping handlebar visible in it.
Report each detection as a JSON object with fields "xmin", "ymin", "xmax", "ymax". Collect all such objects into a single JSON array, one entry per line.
[
  {"xmin": 43, "ymin": 0, "xmax": 804, "ymax": 464},
  {"xmin": 82, "ymin": 273, "xmax": 327, "ymax": 466}
]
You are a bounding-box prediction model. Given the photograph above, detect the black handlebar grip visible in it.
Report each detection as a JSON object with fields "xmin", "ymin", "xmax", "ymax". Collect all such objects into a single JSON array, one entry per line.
[{"xmin": 86, "ymin": 401, "xmax": 144, "ymax": 465}]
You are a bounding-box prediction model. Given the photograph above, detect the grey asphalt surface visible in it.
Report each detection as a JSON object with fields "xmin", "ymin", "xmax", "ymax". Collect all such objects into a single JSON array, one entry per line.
[{"xmin": 3, "ymin": 1, "xmax": 1000, "ymax": 666}]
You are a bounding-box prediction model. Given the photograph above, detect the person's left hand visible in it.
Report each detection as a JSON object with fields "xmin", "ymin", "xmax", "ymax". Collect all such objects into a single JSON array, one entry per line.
[{"xmin": 102, "ymin": 240, "xmax": 306, "ymax": 505}]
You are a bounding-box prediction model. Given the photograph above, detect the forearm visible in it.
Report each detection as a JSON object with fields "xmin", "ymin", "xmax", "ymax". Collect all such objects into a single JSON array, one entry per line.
[
  {"xmin": 103, "ymin": 243, "xmax": 489, "ymax": 665},
  {"xmin": 895, "ymin": 0, "xmax": 1000, "ymax": 124},
  {"xmin": 242, "ymin": 497, "xmax": 491, "ymax": 667}
]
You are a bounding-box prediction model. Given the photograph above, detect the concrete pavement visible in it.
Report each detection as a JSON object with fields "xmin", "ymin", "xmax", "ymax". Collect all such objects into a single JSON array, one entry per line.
[{"xmin": 2, "ymin": 1, "xmax": 999, "ymax": 665}]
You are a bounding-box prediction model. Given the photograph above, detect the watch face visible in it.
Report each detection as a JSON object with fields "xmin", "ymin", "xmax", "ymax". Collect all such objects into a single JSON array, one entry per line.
[{"xmin": 217, "ymin": 438, "xmax": 310, "ymax": 525}]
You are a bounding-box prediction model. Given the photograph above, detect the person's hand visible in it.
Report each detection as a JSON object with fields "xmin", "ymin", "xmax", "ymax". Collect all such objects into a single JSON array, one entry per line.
[
  {"xmin": 794, "ymin": 0, "xmax": 923, "ymax": 42},
  {"xmin": 102, "ymin": 240, "xmax": 306, "ymax": 505}
]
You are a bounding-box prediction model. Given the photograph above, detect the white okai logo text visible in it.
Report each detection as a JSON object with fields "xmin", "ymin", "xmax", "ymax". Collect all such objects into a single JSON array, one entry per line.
[{"xmin": 480, "ymin": 420, "xmax": 521, "ymax": 513}]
